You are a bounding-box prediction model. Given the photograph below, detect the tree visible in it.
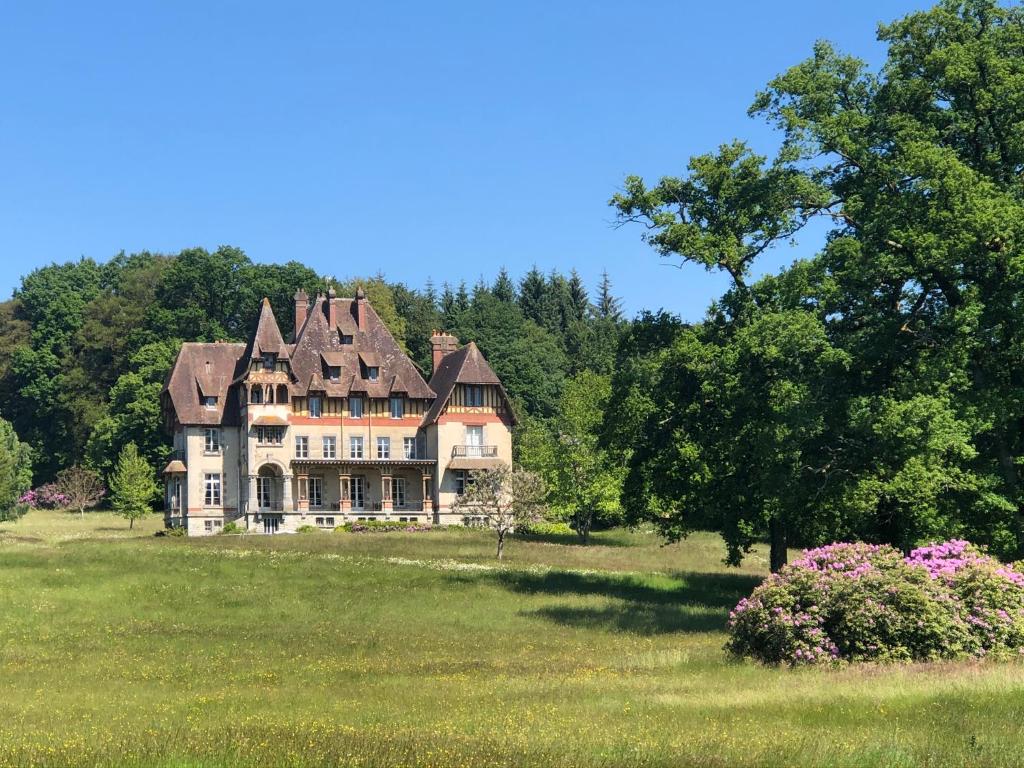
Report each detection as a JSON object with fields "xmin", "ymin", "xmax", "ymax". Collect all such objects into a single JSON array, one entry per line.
[
  {"xmin": 492, "ymin": 268, "xmax": 516, "ymax": 303},
  {"xmin": 520, "ymin": 372, "xmax": 624, "ymax": 543},
  {"xmin": 109, "ymin": 443, "xmax": 157, "ymax": 530},
  {"xmin": 451, "ymin": 465, "xmax": 546, "ymax": 559},
  {"xmin": 55, "ymin": 466, "xmax": 106, "ymax": 517},
  {"xmin": 594, "ymin": 270, "xmax": 623, "ymax": 321},
  {"xmin": 611, "ymin": 0, "xmax": 1024, "ymax": 566},
  {"xmin": 0, "ymin": 417, "xmax": 33, "ymax": 522}
]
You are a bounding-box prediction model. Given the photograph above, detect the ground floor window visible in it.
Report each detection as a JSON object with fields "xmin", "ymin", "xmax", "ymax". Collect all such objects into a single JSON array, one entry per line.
[
  {"xmin": 391, "ymin": 477, "xmax": 406, "ymax": 508},
  {"xmin": 204, "ymin": 520, "xmax": 213, "ymax": 532},
  {"xmin": 309, "ymin": 476, "xmax": 323, "ymax": 509},
  {"xmin": 204, "ymin": 473, "xmax": 222, "ymax": 506}
]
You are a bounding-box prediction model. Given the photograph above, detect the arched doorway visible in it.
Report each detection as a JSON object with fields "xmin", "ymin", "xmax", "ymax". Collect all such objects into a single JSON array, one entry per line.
[{"xmin": 256, "ymin": 464, "xmax": 283, "ymax": 512}]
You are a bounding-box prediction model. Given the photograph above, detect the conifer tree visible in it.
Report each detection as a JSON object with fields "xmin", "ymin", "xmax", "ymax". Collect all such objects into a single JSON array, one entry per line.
[
  {"xmin": 595, "ymin": 270, "xmax": 623, "ymax": 321},
  {"xmin": 109, "ymin": 442, "xmax": 157, "ymax": 530}
]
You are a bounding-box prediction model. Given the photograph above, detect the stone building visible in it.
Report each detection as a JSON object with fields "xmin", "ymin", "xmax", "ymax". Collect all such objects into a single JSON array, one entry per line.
[{"xmin": 160, "ymin": 288, "xmax": 513, "ymax": 535}]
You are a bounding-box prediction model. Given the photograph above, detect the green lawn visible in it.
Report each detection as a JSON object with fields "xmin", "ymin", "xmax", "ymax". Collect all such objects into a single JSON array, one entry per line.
[{"xmin": 2, "ymin": 510, "xmax": 1023, "ymax": 767}]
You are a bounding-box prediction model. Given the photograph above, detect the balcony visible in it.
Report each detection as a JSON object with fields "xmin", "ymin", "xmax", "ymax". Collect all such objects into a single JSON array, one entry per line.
[{"xmin": 451, "ymin": 445, "xmax": 498, "ymax": 458}]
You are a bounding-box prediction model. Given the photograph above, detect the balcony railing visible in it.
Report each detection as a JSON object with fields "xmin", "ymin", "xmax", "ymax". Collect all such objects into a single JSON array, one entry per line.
[{"xmin": 451, "ymin": 445, "xmax": 498, "ymax": 458}]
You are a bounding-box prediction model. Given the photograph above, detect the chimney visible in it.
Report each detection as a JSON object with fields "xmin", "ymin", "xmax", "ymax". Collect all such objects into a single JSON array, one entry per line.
[
  {"xmin": 356, "ymin": 286, "xmax": 367, "ymax": 329},
  {"xmin": 327, "ymin": 285, "xmax": 338, "ymax": 328},
  {"xmin": 430, "ymin": 330, "xmax": 459, "ymax": 374},
  {"xmin": 293, "ymin": 289, "xmax": 308, "ymax": 335}
]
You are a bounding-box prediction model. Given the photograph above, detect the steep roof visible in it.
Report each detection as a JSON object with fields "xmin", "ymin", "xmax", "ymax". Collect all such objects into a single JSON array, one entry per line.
[
  {"xmin": 423, "ymin": 342, "xmax": 514, "ymax": 425},
  {"xmin": 288, "ymin": 295, "xmax": 434, "ymax": 399},
  {"xmin": 244, "ymin": 298, "xmax": 289, "ymax": 360},
  {"xmin": 162, "ymin": 342, "xmax": 246, "ymax": 426}
]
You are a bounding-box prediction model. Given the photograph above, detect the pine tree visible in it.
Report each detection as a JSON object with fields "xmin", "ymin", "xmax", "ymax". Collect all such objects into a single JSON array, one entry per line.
[
  {"xmin": 109, "ymin": 442, "xmax": 157, "ymax": 530},
  {"xmin": 595, "ymin": 270, "xmax": 623, "ymax": 321},
  {"xmin": 492, "ymin": 267, "xmax": 516, "ymax": 303},
  {"xmin": 518, "ymin": 266, "xmax": 548, "ymax": 326},
  {"xmin": 440, "ymin": 282, "xmax": 457, "ymax": 327},
  {"xmin": 567, "ymin": 269, "xmax": 589, "ymax": 323}
]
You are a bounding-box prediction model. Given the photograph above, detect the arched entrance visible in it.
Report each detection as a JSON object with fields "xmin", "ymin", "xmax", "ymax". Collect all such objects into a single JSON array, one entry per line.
[{"xmin": 256, "ymin": 464, "xmax": 283, "ymax": 512}]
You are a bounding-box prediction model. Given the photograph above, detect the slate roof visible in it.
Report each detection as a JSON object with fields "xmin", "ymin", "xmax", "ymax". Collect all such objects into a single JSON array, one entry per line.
[
  {"xmin": 423, "ymin": 341, "xmax": 514, "ymax": 425},
  {"xmin": 162, "ymin": 342, "xmax": 246, "ymax": 426}
]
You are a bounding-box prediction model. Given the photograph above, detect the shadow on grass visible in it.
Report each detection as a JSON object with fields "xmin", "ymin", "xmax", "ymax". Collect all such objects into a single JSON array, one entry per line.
[
  {"xmin": 511, "ymin": 532, "xmax": 630, "ymax": 548},
  {"xmin": 489, "ymin": 569, "xmax": 762, "ymax": 635}
]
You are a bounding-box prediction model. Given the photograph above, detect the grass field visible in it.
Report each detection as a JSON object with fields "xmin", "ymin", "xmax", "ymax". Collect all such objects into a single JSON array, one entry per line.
[{"xmin": 2, "ymin": 510, "xmax": 1024, "ymax": 767}]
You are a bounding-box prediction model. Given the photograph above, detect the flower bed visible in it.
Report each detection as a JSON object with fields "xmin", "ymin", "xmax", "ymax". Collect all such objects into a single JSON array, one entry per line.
[
  {"xmin": 727, "ymin": 540, "xmax": 1024, "ymax": 665},
  {"xmin": 337, "ymin": 521, "xmax": 433, "ymax": 533}
]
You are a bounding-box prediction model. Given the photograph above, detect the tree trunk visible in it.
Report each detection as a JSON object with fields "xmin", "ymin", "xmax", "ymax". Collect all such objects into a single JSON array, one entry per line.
[
  {"xmin": 79, "ymin": 505, "xmax": 84, "ymax": 518},
  {"xmin": 496, "ymin": 530, "xmax": 504, "ymax": 560},
  {"xmin": 769, "ymin": 515, "xmax": 787, "ymax": 573},
  {"xmin": 129, "ymin": 517, "xmax": 134, "ymax": 531}
]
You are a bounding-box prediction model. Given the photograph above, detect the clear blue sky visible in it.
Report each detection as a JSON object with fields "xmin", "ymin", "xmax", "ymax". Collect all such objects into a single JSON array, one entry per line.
[{"xmin": 0, "ymin": 1, "xmax": 931, "ymax": 321}]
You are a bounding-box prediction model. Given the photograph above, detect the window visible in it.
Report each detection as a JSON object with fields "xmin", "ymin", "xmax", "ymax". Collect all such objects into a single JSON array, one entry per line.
[
  {"xmin": 392, "ymin": 477, "xmax": 406, "ymax": 508},
  {"xmin": 250, "ymin": 386, "xmax": 263, "ymax": 404},
  {"xmin": 213, "ymin": 520, "xmax": 222, "ymax": 529},
  {"xmin": 341, "ymin": 334, "xmax": 353, "ymax": 345},
  {"xmin": 295, "ymin": 435, "xmax": 309, "ymax": 458},
  {"xmin": 309, "ymin": 396, "xmax": 322, "ymax": 418},
  {"xmin": 455, "ymin": 470, "xmax": 467, "ymax": 496},
  {"xmin": 465, "ymin": 425, "xmax": 484, "ymax": 456},
  {"xmin": 465, "ymin": 385, "xmax": 484, "ymax": 407},
  {"xmin": 376, "ymin": 436, "xmax": 390, "ymax": 460},
  {"xmin": 205, "ymin": 520, "xmax": 213, "ymax": 532},
  {"xmin": 322, "ymin": 436, "xmax": 337, "ymax": 459},
  {"xmin": 204, "ymin": 473, "xmax": 222, "ymax": 506},
  {"xmin": 390, "ymin": 396, "xmax": 404, "ymax": 419},
  {"xmin": 204, "ymin": 428, "xmax": 221, "ymax": 454},
  {"xmin": 309, "ymin": 476, "xmax": 323, "ymax": 508},
  {"xmin": 315, "ymin": 516, "xmax": 324, "ymax": 526},
  {"xmin": 262, "ymin": 353, "xmax": 276, "ymax": 371},
  {"xmin": 256, "ymin": 426, "xmax": 283, "ymax": 445},
  {"xmin": 403, "ymin": 437, "xmax": 417, "ymax": 459},
  {"xmin": 325, "ymin": 516, "xmax": 335, "ymax": 527},
  {"xmin": 350, "ymin": 396, "xmax": 364, "ymax": 418},
  {"xmin": 349, "ymin": 435, "xmax": 364, "ymax": 459},
  {"xmin": 328, "ymin": 366, "xmax": 341, "ymax": 381},
  {"xmin": 202, "ymin": 396, "xmax": 217, "ymax": 410},
  {"xmin": 367, "ymin": 366, "xmax": 379, "ymax": 381}
]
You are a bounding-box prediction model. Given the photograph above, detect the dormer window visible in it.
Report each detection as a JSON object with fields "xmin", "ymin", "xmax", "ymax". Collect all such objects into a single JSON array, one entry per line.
[
  {"xmin": 341, "ymin": 334, "xmax": 353, "ymax": 345},
  {"xmin": 465, "ymin": 385, "xmax": 484, "ymax": 407},
  {"xmin": 328, "ymin": 366, "xmax": 341, "ymax": 381},
  {"xmin": 202, "ymin": 396, "xmax": 217, "ymax": 410},
  {"xmin": 308, "ymin": 396, "xmax": 322, "ymax": 418},
  {"xmin": 367, "ymin": 367, "xmax": 379, "ymax": 381},
  {"xmin": 262, "ymin": 353, "xmax": 277, "ymax": 371}
]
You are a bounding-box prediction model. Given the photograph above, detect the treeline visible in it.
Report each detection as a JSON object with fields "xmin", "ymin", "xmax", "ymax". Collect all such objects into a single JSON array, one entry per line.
[{"xmin": 0, "ymin": 248, "xmax": 626, "ymax": 487}]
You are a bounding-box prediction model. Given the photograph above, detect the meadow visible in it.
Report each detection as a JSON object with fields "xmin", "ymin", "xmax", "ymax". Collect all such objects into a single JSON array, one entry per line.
[{"xmin": 2, "ymin": 510, "xmax": 1024, "ymax": 767}]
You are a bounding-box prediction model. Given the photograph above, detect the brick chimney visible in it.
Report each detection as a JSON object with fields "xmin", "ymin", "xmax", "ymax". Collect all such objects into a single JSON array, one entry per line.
[
  {"xmin": 294, "ymin": 289, "xmax": 308, "ymax": 334},
  {"xmin": 430, "ymin": 330, "xmax": 459, "ymax": 374},
  {"xmin": 327, "ymin": 285, "xmax": 338, "ymax": 327},
  {"xmin": 355, "ymin": 286, "xmax": 367, "ymax": 329}
]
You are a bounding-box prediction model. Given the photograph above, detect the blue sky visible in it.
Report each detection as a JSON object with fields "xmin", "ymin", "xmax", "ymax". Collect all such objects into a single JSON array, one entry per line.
[{"xmin": 0, "ymin": 1, "xmax": 931, "ymax": 321}]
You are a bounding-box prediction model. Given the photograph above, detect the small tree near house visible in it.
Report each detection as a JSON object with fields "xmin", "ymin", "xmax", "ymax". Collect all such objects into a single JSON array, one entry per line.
[
  {"xmin": 109, "ymin": 443, "xmax": 157, "ymax": 530},
  {"xmin": 451, "ymin": 464, "xmax": 546, "ymax": 560},
  {"xmin": 55, "ymin": 466, "xmax": 106, "ymax": 517}
]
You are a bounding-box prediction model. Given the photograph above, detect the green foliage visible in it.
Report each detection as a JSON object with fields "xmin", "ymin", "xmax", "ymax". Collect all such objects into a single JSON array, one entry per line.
[
  {"xmin": 516, "ymin": 520, "xmax": 574, "ymax": 537},
  {"xmin": 109, "ymin": 443, "xmax": 157, "ymax": 529},
  {"xmin": 296, "ymin": 524, "xmax": 318, "ymax": 534},
  {"xmin": 220, "ymin": 521, "xmax": 243, "ymax": 535},
  {"xmin": 0, "ymin": 417, "xmax": 32, "ymax": 522}
]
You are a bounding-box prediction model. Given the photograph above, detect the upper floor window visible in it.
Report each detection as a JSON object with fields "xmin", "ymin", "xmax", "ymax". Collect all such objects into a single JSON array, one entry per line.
[
  {"xmin": 322, "ymin": 435, "xmax": 337, "ymax": 459},
  {"xmin": 349, "ymin": 396, "xmax": 364, "ymax": 418},
  {"xmin": 403, "ymin": 437, "xmax": 417, "ymax": 459},
  {"xmin": 262, "ymin": 353, "xmax": 276, "ymax": 371},
  {"xmin": 202, "ymin": 396, "xmax": 217, "ymax": 410},
  {"xmin": 295, "ymin": 435, "xmax": 309, "ymax": 459},
  {"xmin": 309, "ymin": 396, "xmax": 322, "ymax": 418},
  {"xmin": 256, "ymin": 426, "xmax": 284, "ymax": 445},
  {"xmin": 341, "ymin": 334, "xmax": 353, "ymax": 345},
  {"xmin": 390, "ymin": 396, "xmax": 404, "ymax": 419},
  {"xmin": 350, "ymin": 435, "xmax": 364, "ymax": 459},
  {"xmin": 250, "ymin": 386, "xmax": 263, "ymax": 405},
  {"xmin": 204, "ymin": 428, "xmax": 221, "ymax": 454},
  {"xmin": 367, "ymin": 367, "xmax": 379, "ymax": 381},
  {"xmin": 328, "ymin": 366, "xmax": 341, "ymax": 381},
  {"xmin": 465, "ymin": 385, "xmax": 484, "ymax": 407},
  {"xmin": 376, "ymin": 436, "xmax": 390, "ymax": 460}
]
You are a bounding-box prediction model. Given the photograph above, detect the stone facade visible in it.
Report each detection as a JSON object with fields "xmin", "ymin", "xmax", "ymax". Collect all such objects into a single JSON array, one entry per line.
[{"xmin": 160, "ymin": 289, "xmax": 514, "ymax": 535}]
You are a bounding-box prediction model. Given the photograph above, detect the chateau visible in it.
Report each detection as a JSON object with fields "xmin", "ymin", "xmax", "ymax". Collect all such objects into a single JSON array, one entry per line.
[{"xmin": 159, "ymin": 288, "xmax": 514, "ymax": 535}]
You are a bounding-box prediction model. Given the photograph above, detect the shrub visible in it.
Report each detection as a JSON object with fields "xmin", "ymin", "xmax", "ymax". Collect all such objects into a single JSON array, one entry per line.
[
  {"xmin": 19, "ymin": 483, "xmax": 70, "ymax": 510},
  {"xmin": 341, "ymin": 520, "xmax": 432, "ymax": 533},
  {"xmin": 727, "ymin": 540, "xmax": 1024, "ymax": 665},
  {"xmin": 220, "ymin": 522, "xmax": 243, "ymax": 535},
  {"xmin": 160, "ymin": 526, "xmax": 186, "ymax": 537},
  {"xmin": 517, "ymin": 520, "xmax": 574, "ymax": 537},
  {"xmin": 296, "ymin": 524, "xmax": 318, "ymax": 534}
]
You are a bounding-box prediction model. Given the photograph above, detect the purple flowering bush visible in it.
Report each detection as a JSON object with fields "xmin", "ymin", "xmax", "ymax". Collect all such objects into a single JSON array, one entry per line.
[
  {"xmin": 18, "ymin": 483, "xmax": 70, "ymax": 509},
  {"xmin": 727, "ymin": 540, "xmax": 1024, "ymax": 665}
]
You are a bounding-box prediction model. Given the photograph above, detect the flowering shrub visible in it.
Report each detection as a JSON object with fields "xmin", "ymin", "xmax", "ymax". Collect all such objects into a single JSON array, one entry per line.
[
  {"xmin": 18, "ymin": 483, "xmax": 71, "ymax": 509},
  {"xmin": 727, "ymin": 540, "xmax": 1024, "ymax": 665}
]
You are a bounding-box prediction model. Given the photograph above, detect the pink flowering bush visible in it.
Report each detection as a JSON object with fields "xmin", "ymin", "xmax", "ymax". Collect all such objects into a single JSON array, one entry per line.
[
  {"xmin": 18, "ymin": 483, "xmax": 70, "ymax": 509},
  {"xmin": 727, "ymin": 540, "xmax": 1024, "ymax": 665}
]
